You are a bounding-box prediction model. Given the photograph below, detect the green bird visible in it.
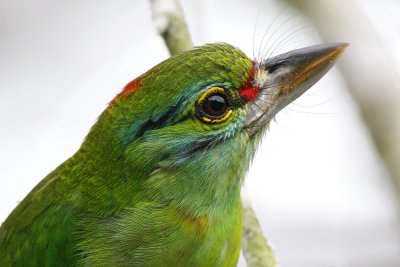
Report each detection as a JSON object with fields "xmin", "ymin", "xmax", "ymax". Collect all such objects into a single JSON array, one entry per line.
[{"xmin": 0, "ymin": 42, "xmax": 346, "ymax": 266}]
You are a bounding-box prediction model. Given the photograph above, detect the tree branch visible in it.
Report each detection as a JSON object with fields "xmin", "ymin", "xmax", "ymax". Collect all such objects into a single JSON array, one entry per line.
[
  {"xmin": 149, "ymin": 0, "xmax": 193, "ymax": 55},
  {"xmin": 242, "ymin": 188, "xmax": 277, "ymax": 267},
  {"xmin": 282, "ymin": 0, "xmax": 400, "ymax": 199}
]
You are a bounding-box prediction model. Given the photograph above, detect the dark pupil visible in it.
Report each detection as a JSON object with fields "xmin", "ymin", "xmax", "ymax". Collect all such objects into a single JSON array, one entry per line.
[{"xmin": 203, "ymin": 94, "xmax": 228, "ymax": 117}]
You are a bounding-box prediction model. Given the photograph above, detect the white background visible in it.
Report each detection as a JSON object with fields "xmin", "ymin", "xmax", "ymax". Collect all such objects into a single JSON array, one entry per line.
[{"xmin": 1, "ymin": 0, "xmax": 400, "ymax": 266}]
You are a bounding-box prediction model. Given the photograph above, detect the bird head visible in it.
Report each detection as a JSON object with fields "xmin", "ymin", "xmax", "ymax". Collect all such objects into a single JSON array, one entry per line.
[{"xmin": 82, "ymin": 42, "xmax": 346, "ymax": 210}]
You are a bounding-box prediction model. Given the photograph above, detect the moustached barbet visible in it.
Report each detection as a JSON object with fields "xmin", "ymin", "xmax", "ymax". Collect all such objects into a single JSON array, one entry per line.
[{"xmin": 0, "ymin": 42, "xmax": 347, "ymax": 266}]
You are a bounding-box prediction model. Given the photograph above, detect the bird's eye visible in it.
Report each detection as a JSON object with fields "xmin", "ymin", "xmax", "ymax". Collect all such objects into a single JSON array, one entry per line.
[
  {"xmin": 197, "ymin": 87, "xmax": 233, "ymax": 124},
  {"xmin": 203, "ymin": 95, "xmax": 227, "ymax": 116}
]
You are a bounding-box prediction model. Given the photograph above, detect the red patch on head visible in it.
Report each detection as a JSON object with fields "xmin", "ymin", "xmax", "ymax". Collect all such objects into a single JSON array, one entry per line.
[
  {"xmin": 239, "ymin": 65, "xmax": 260, "ymax": 102},
  {"xmin": 119, "ymin": 78, "xmax": 142, "ymax": 98},
  {"xmin": 239, "ymin": 86, "xmax": 260, "ymax": 102},
  {"xmin": 108, "ymin": 78, "xmax": 142, "ymax": 109}
]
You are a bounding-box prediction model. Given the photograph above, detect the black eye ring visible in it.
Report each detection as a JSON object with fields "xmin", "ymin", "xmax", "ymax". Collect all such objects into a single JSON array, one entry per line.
[{"xmin": 196, "ymin": 87, "xmax": 233, "ymax": 124}]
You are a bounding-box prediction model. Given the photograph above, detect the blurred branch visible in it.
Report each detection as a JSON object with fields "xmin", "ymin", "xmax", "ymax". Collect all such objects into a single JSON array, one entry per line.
[
  {"xmin": 282, "ymin": 0, "xmax": 400, "ymax": 197},
  {"xmin": 148, "ymin": 0, "xmax": 276, "ymax": 266},
  {"xmin": 242, "ymin": 188, "xmax": 277, "ymax": 267},
  {"xmin": 149, "ymin": 0, "xmax": 193, "ymax": 55}
]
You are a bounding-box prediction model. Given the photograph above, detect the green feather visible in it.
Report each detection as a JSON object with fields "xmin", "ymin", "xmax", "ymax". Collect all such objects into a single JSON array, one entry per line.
[
  {"xmin": 1, "ymin": 39, "xmax": 346, "ymax": 265},
  {"xmin": 0, "ymin": 43, "xmax": 254, "ymax": 266}
]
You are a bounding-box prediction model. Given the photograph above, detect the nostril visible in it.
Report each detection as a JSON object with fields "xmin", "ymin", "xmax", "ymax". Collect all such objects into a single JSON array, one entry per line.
[{"xmin": 267, "ymin": 63, "xmax": 284, "ymax": 74}]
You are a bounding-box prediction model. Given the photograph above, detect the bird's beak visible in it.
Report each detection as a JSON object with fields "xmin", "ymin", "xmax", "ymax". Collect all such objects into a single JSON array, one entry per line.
[{"xmin": 244, "ymin": 43, "xmax": 348, "ymax": 137}]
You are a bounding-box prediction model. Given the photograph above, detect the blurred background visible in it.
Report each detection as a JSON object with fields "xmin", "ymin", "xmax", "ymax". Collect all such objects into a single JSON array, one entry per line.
[{"xmin": 1, "ymin": 0, "xmax": 400, "ymax": 266}]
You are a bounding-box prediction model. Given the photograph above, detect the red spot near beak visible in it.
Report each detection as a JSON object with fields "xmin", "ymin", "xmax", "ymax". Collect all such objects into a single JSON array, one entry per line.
[
  {"xmin": 239, "ymin": 65, "xmax": 260, "ymax": 102},
  {"xmin": 108, "ymin": 78, "xmax": 142, "ymax": 109},
  {"xmin": 239, "ymin": 86, "xmax": 260, "ymax": 102}
]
